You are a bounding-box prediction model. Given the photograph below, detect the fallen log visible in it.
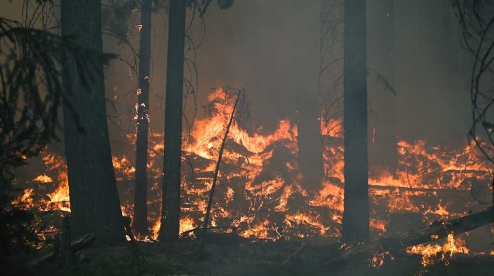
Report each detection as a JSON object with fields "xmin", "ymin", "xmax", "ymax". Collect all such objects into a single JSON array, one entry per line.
[
  {"xmin": 30, "ymin": 233, "xmax": 96, "ymax": 267},
  {"xmin": 368, "ymin": 184, "xmax": 472, "ymax": 194},
  {"xmin": 327, "ymin": 207, "xmax": 494, "ymax": 265}
]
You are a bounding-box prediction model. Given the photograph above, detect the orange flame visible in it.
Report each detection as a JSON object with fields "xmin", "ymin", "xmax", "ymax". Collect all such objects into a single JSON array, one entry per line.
[{"xmin": 406, "ymin": 233, "xmax": 469, "ymax": 266}]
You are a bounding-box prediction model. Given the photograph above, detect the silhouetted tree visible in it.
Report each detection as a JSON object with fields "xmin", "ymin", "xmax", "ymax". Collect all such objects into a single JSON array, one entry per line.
[
  {"xmin": 134, "ymin": 0, "xmax": 153, "ymax": 237},
  {"xmin": 160, "ymin": 0, "xmax": 235, "ymax": 242},
  {"xmin": 61, "ymin": 0, "xmax": 125, "ymax": 242},
  {"xmin": 291, "ymin": 1, "xmax": 324, "ymax": 194},
  {"xmin": 341, "ymin": 0, "xmax": 369, "ymax": 243},
  {"xmin": 0, "ymin": 0, "xmax": 115, "ymax": 269},
  {"xmin": 296, "ymin": 91, "xmax": 324, "ymax": 193},
  {"xmin": 159, "ymin": 0, "xmax": 187, "ymax": 242}
]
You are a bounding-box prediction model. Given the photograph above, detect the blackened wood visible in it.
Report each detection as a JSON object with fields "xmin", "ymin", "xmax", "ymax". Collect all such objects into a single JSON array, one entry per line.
[{"xmin": 133, "ymin": 0, "xmax": 152, "ymax": 237}]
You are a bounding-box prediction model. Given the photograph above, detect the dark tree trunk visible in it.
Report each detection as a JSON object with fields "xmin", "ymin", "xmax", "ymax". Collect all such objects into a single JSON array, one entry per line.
[
  {"xmin": 159, "ymin": 0, "xmax": 186, "ymax": 242},
  {"xmin": 133, "ymin": 0, "xmax": 152, "ymax": 237},
  {"xmin": 61, "ymin": 1, "xmax": 125, "ymax": 242},
  {"xmin": 290, "ymin": 1, "xmax": 323, "ymax": 194},
  {"xmin": 296, "ymin": 93, "xmax": 323, "ymax": 193},
  {"xmin": 342, "ymin": 0, "xmax": 369, "ymax": 243},
  {"xmin": 369, "ymin": 0, "xmax": 398, "ymax": 175}
]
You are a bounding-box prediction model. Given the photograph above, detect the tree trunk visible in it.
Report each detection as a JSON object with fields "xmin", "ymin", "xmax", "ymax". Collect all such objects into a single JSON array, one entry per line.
[
  {"xmin": 290, "ymin": 2, "xmax": 323, "ymax": 194},
  {"xmin": 369, "ymin": 0, "xmax": 398, "ymax": 175},
  {"xmin": 159, "ymin": 0, "xmax": 186, "ymax": 242},
  {"xmin": 61, "ymin": 0, "xmax": 125, "ymax": 243},
  {"xmin": 297, "ymin": 92, "xmax": 324, "ymax": 194},
  {"xmin": 133, "ymin": 0, "xmax": 152, "ymax": 237},
  {"xmin": 342, "ymin": 0, "xmax": 369, "ymax": 243}
]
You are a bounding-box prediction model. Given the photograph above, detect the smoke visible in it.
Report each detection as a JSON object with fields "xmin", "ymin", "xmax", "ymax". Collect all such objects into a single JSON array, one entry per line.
[{"xmin": 101, "ymin": 0, "xmax": 473, "ymax": 154}]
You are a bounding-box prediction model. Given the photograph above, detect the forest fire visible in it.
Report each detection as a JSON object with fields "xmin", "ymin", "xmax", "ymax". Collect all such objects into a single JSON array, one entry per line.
[{"xmin": 14, "ymin": 88, "xmax": 493, "ymax": 261}]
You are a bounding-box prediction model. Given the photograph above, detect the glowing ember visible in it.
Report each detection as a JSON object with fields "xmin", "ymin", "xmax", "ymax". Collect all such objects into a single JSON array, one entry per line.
[{"xmin": 369, "ymin": 251, "xmax": 394, "ymax": 268}]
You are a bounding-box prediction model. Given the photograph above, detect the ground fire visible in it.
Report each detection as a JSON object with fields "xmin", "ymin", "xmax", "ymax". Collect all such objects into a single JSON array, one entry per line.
[{"xmin": 13, "ymin": 87, "xmax": 494, "ymax": 266}]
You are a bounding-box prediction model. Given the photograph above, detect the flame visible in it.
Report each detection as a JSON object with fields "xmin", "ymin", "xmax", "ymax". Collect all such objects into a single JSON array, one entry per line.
[
  {"xmin": 369, "ymin": 251, "xmax": 394, "ymax": 268},
  {"xmin": 406, "ymin": 233, "xmax": 469, "ymax": 266},
  {"xmin": 180, "ymin": 215, "xmax": 198, "ymax": 237},
  {"xmin": 41, "ymin": 153, "xmax": 70, "ymax": 212},
  {"xmin": 15, "ymin": 87, "xmax": 493, "ymax": 250},
  {"xmin": 12, "ymin": 188, "xmax": 34, "ymax": 209},
  {"xmin": 112, "ymin": 156, "xmax": 136, "ymax": 181},
  {"xmin": 33, "ymin": 174, "xmax": 53, "ymax": 183}
]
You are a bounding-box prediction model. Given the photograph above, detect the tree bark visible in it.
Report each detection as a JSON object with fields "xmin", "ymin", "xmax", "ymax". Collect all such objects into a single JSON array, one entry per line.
[
  {"xmin": 133, "ymin": 0, "xmax": 152, "ymax": 237},
  {"xmin": 159, "ymin": 0, "xmax": 186, "ymax": 242},
  {"xmin": 61, "ymin": 0, "xmax": 125, "ymax": 243},
  {"xmin": 342, "ymin": 0, "xmax": 369, "ymax": 243}
]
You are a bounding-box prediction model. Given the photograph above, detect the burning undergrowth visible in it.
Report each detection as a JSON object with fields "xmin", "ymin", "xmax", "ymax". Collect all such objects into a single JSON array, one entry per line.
[{"xmin": 12, "ymin": 88, "xmax": 494, "ymax": 260}]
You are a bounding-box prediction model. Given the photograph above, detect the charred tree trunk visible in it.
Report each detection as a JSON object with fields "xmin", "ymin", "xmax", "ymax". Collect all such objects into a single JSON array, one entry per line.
[
  {"xmin": 61, "ymin": 0, "xmax": 125, "ymax": 243},
  {"xmin": 369, "ymin": 0, "xmax": 398, "ymax": 175},
  {"xmin": 159, "ymin": 0, "xmax": 186, "ymax": 242},
  {"xmin": 342, "ymin": 0, "xmax": 369, "ymax": 243},
  {"xmin": 133, "ymin": 0, "xmax": 152, "ymax": 237}
]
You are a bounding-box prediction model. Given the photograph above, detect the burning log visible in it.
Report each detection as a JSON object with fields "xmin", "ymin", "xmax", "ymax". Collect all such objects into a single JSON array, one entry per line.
[
  {"xmin": 29, "ymin": 234, "xmax": 96, "ymax": 267},
  {"xmin": 327, "ymin": 207, "xmax": 494, "ymax": 265}
]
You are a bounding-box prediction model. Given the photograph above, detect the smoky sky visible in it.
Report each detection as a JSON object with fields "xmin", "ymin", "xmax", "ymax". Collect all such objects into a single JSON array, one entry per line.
[
  {"xmin": 119, "ymin": 0, "xmax": 471, "ymax": 148},
  {"xmin": 1, "ymin": 0, "xmax": 475, "ymax": 151}
]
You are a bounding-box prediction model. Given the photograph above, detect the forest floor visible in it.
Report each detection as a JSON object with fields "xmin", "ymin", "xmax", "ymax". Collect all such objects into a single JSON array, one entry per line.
[{"xmin": 23, "ymin": 235, "xmax": 494, "ymax": 276}]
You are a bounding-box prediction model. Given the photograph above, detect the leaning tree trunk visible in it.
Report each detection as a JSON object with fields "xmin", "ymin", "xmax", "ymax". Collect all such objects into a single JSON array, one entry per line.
[
  {"xmin": 341, "ymin": 0, "xmax": 369, "ymax": 243},
  {"xmin": 133, "ymin": 0, "xmax": 152, "ymax": 237},
  {"xmin": 159, "ymin": 0, "xmax": 186, "ymax": 242},
  {"xmin": 329, "ymin": 207, "xmax": 494, "ymax": 265},
  {"xmin": 61, "ymin": 0, "xmax": 125, "ymax": 242}
]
